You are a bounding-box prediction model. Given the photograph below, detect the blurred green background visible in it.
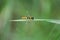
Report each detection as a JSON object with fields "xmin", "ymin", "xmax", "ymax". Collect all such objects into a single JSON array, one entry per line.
[{"xmin": 0, "ymin": 0, "xmax": 60, "ymax": 40}]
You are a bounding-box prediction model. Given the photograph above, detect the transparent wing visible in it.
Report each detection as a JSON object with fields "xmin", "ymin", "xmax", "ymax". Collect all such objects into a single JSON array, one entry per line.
[
  {"xmin": 10, "ymin": 19, "xmax": 27, "ymax": 21},
  {"xmin": 10, "ymin": 19, "xmax": 60, "ymax": 24}
]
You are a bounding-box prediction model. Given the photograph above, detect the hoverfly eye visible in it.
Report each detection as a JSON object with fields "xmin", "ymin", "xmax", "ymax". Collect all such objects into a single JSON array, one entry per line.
[{"xmin": 31, "ymin": 17, "xmax": 34, "ymax": 20}]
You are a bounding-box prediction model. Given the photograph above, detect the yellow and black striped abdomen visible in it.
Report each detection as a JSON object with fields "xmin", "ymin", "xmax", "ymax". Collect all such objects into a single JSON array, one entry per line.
[{"xmin": 21, "ymin": 16, "xmax": 27, "ymax": 19}]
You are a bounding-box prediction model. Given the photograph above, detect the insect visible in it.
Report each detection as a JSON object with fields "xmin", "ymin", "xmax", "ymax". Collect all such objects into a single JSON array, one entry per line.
[{"xmin": 21, "ymin": 16, "xmax": 34, "ymax": 20}]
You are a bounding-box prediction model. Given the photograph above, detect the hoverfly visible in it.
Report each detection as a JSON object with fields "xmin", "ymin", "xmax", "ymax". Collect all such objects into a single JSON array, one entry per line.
[{"xmin": 21, "ymin": 16, "xmax": 34, "ymax": 20}]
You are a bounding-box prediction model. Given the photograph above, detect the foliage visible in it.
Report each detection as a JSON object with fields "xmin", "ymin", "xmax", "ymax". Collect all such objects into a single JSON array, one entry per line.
[{"xmin": 0, "ymin": 0, "xmax": 60, "ymax": 40}]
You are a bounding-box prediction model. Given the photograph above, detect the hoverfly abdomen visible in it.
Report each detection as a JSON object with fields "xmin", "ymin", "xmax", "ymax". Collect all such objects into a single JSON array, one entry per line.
[{"xmin": 21, "ymin": 16, "xmax": 27, "ymax": 19}]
